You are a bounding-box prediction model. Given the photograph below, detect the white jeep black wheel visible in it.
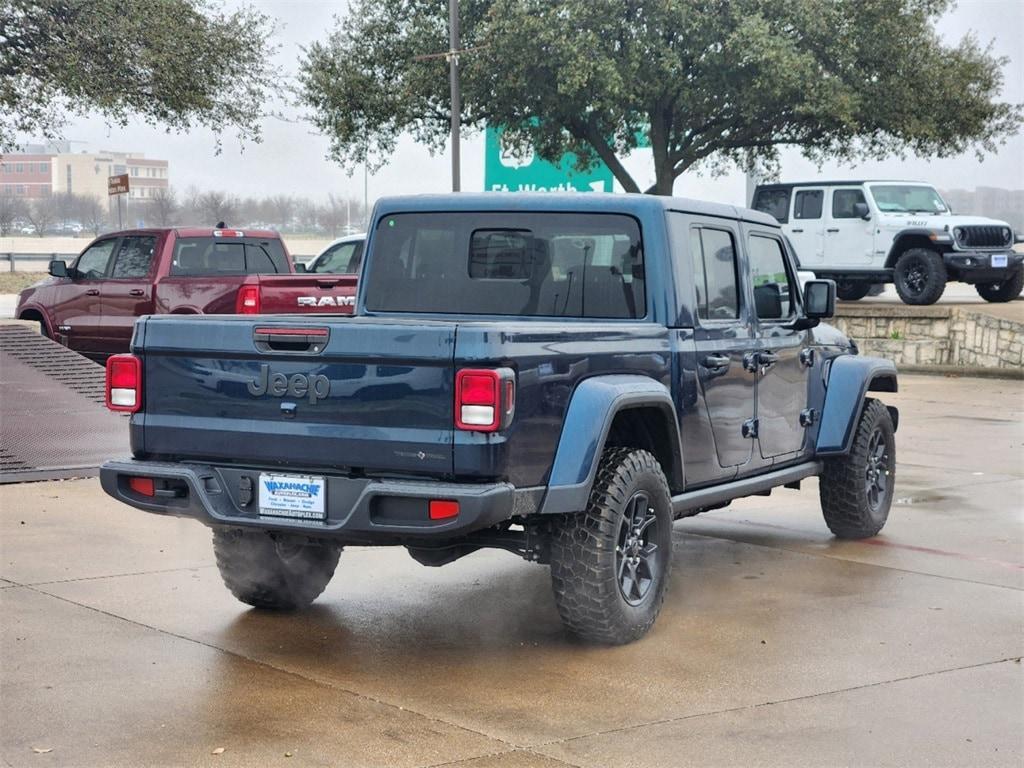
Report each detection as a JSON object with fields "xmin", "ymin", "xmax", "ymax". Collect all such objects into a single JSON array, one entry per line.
[
  {"xmin": 213, "ymin": 528, "xmax": 341, "ymax": 609},
  {"xmin": 819, "ymin": 399, "xmax": 895, "ymax": 539},
  {"xmin": 835, "ymin": 280, "xmax": 872, "ymax": 301},
  {"xmin": 975, "ymin": 268, "xmax": 1024, "ymax": 303},
  {"xmin": 549, "ymin": 447, "xmax": 673, "ymax": 645},
  {"xmin": 894, "ymin": 248, "xmax": 946, "ymax": 305}
]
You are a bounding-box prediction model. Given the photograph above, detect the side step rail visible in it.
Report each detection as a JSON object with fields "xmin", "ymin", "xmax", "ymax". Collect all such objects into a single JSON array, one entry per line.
[{"xmin": 671, "ymin": 461, "xmax": 822, "ymax": 518}]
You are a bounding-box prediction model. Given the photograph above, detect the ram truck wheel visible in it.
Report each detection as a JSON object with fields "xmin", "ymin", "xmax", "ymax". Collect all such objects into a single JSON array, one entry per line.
[
  {"xmin": 894, "ymin": 248, "xmax": 946, "ymax": 305},
  {"xmin": 549, "ymin": 447, "xmax": 673, "ymax": 645},
  {"xmin": 975, "ymin": 268, "xmax": 1024, "ymax": 303},
  {"xmin": 213, "ymin": 528, "xmax": 341, "ymax": 609},
  {"xmin": 835, "ymin": 280, "xmax": 873, "ymax": 301},
  {"xmin": 819, "ymin": 398, "xmax": 896, "ymax": 539}
]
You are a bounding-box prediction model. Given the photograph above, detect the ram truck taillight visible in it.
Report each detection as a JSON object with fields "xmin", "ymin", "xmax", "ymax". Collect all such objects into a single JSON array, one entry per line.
[
  {"xmin": 454, "ymin": 368, "xmax": 515, "ymax": 432},
  {"xmin": 106, "ymin": 355, "xmax": 142, "ymax": 413},
  {"xmin": 236, "ymin": 284, "xmax": 261, "ymax": 314}
]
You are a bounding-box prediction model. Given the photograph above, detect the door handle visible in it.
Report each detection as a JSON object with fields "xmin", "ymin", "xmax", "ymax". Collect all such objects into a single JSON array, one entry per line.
[
  {"xmin": 86, "ymin": 289, "xmax": 100, "ymax": 296},
  {"xmin": 790, "ymin": 228, "xmax": 803, "ymax": 233},
  {"xmin": 826, "ymin": 228, "xmax": 840, "ymax": 233},
  {"xmin": 702, "ymin": 354, "xmax": 730, "ymax": 370},
  {"xmin": 129, "ymin": 289, "xmax": 144, "ymax": 296}
]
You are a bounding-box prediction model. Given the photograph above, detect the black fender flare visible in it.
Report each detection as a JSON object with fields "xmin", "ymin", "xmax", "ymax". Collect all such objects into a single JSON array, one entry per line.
[
  {"xmin": 885, "ymin": 229, "xmax": 949, "ymax": 268},
  {"xmin": 538, "ymin": 375, "xmax": 683, "ymax": 515},
  {"xmin": 816, "ymin": 356, "xmax": 898, "ymax": 455}
]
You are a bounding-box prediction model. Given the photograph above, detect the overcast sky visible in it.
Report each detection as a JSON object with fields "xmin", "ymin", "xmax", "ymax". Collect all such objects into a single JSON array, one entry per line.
[{"xmin": 50, "ymin": 0, "xmax": 1024, "ymax": 205}]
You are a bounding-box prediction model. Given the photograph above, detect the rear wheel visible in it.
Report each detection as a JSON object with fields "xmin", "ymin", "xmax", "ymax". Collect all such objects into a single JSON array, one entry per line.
[
  {"xmin": 212, "ymin": 528, "xmax": 341, "ymax": 609},
  {"xmin": 975, "ymin": 268, "xmax": 1024, "ymax": 303},
  {"xmin": 549, "ymin": 447, "xmax": 673, "ymax": 645},
  {"xmin": 894, "ymin": 248, "xmax": 946, "ymax": 305},
  {"xmin": 819, "ymin": 399, "xmax": 895, "ymax": 539},
  {"xmin": 835, "ymin": 280, "xmax": 873, "ymax": 301}
]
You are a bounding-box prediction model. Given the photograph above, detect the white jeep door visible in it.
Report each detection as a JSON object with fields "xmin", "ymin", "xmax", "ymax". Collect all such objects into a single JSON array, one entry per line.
[
  {"xmin": 787, "ymin": 188, "xmax": 825, "ymax": 266},
  {"xmin": 825, "ymin": 187, "xmax": 875, "ymax": 265}
]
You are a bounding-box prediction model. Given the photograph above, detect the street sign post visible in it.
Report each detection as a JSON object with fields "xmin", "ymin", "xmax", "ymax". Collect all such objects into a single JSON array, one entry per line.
[
  {"xmin": 108, "ymin": 174, "xmax": 129, "ymax": 228},
  {"xmin": 484, "ymin": 125, "xmax": 614, "ymax": 193}
]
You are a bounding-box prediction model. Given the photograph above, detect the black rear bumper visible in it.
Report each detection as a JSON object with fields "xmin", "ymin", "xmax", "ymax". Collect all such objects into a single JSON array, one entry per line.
[{"xmin": 100, "ymin": 459, "xmax": 530, "ymax": 543}]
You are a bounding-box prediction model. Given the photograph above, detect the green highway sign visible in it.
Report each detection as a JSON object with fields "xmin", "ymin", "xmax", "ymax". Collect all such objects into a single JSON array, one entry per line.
[{"xmin": 484, "ymin": 125, "xmax": 614, "ymax": 193}]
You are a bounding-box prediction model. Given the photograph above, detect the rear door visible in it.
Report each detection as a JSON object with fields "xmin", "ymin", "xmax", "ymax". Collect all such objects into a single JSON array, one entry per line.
[
  {"xmin": 99, "ymin": 234, "xmax": 158, "ymax": 353},
  {"xmin": 686, "ymin": 221, "xmax": 757, "ymax": 473},
  {"xmin": 745, "ymin": 228, "xmax": 810, "ymax": 460},
  {"xmin": 787, "ymin": 188, "xmax": 825, "ymax": 267},
  {"xmin": 52, "ymin": 237, "xmax": 118, "ymax": 353},
  {"xmin": 825, "ymin": 187, "xmax": 873, "ymax": 265}
]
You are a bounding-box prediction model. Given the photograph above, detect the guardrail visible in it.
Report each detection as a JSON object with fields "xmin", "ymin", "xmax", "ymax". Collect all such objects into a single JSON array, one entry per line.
[
  {"xmin": 2, "ymin": 254, "xmax": 76, "ymax": 272},
  {"xmin": 3, "ymin": 252, "xmax": 320, "ymax": 272}
]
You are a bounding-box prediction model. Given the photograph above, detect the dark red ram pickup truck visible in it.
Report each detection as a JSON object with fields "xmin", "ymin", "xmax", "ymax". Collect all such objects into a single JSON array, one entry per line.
[{"xmin": 16, "ymin": 227, "xmax": 356, "ymax": 358}]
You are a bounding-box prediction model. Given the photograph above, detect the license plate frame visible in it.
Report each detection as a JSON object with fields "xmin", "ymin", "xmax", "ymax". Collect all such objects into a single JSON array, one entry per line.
[
  {"xmin": 991, "ymin": 254, "xmax": 1008, "ymax": 268},
  {"xmin": 258, "ymin": 473, "xmax": 327, "ymax": 521}
]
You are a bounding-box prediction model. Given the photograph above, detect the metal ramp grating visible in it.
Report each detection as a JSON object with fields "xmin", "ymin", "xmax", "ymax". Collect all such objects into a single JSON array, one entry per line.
[{"xmin": 0, "ymin": 323, "xmax": 129, "ymax": 483}]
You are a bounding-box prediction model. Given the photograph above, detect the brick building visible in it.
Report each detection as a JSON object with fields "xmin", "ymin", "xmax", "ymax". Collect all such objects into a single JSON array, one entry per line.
[{"xmin": 0, "ymin": 142, "xmax": 169, "ymax": 202}]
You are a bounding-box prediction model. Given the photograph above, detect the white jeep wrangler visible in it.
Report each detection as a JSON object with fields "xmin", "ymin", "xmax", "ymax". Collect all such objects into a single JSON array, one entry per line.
[{"xmin": 752, "ymin": 180, "xmax": 1022, "ymax": 305}]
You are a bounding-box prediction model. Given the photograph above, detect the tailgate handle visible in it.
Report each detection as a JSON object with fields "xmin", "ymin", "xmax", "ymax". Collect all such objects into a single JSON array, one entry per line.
[
  {"xmin": 253, "ymin": 326, "xmax": 329, "ymax": 355},
  {"xmin": 316, "ymin": 279, "xmax": 341, "ymax": 289}
]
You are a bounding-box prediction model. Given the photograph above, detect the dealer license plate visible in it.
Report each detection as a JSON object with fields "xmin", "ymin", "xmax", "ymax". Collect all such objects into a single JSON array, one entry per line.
[
  {"xmin": 258, "ymin": 474, "xmax": 326, "ymax": 521},
  {"xmin": 991, "ymin": 254, "xmax": 1008, "ymax": 268}
]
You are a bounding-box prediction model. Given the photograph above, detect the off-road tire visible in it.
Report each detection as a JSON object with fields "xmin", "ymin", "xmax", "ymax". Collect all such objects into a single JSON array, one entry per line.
[
  {"xmin": 975, "ymin": 268, "xmax": 1024, "ymax": 303},
  {"xmin": 894, "ymin": 248, "xmax": 946, "ymax": 305},
  {"xmin": 212, "ymin": 528, "xmax": 341, "ymax": 610},
  {"xmin": 835, "ymin": 280, "xmax": 873, "ymax": 302},
  {"xmin": 549, "ymin": 447, "xmax": 673, "ymax": 645},
  {"xmin": 819, "ymin": 398, "xmax": 895, "ymax": 539}
]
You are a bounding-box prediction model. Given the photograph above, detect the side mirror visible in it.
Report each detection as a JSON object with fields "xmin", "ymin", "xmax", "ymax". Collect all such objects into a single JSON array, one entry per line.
[
  {"xmin": 804, "ymin": 280, "xmax": 836, "ymax": 319},
  {"xmin": 294, "ymin": 262, "xmax": 308, "ymax": 273},
  {"xmin": 48, "ymin": 259, "xmax": 68, "ymax": 278},
  {"xmin": 853, "ymin": 202, "xmax": 871, "ymax": 220}
]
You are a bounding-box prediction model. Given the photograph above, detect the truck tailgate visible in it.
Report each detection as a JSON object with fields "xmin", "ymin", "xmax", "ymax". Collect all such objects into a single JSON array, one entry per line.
[
  {"xmin": 253, "ymin": 273, "xmax": 358, "ymax": 314},
  {"xmin": 136, "ymin": 316, "xmax": 455, "ymax": 475}
]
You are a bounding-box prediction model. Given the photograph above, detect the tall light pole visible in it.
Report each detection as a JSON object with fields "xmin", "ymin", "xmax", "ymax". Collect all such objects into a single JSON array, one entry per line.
[{"xmin": 448, "ymin": 0, "xmax": 461, "ymax": 192}]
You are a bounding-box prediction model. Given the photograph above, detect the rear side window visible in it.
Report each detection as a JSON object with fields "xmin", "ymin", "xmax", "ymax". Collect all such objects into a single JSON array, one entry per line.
[
  {"xmin": 793, "ymin": 190, "xmax": 823, "ymax": 220},
  {"xmin": 111, "ymin": 236, "xmax": 156, "ymax": 278},
  {"xmin": 748, "ymin": 235, "xmax": 795, "ymax": 320},
  {"xmin": 832, "ymin": 188, "xmax": 866, "ymax": 218},
  {"xmin": 690, "ymin": 227, "xmax": 740, "ymax": 321},
  {"xmin": 752, "ymin": 188, "xmax": 790, "ymax": 223},
  {"xmin": 170, "ymin": 238, "xmax": 288, "ymax": 276},
  {"xmin": 365, "ymin": 213, "xmax": 645, "ymax": 318}
]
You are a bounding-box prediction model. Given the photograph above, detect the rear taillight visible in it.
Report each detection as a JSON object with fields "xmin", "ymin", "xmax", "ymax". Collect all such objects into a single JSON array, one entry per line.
[
  {"xmin": 236, "ymin": 284, "xmax": 261, "ymax": 314},
  {"xmin": 455, "ymin": 368, "xmax": 515, "ymax": 432},
  {"xmin": 106, "ymin": 355, "xmax": 142, "ymax": 413}
]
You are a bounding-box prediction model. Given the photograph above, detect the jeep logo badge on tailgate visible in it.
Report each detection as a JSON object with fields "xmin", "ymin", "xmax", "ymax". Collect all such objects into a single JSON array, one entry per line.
[{"xmin": 247, "ymin": 364, "xmax": 330, "ymax": 404}]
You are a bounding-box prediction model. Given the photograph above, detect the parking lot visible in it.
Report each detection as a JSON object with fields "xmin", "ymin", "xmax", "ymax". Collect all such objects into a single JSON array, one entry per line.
[{"xmin": 2, "ymin": 372, "xmax": 1021, "ymax": 767}]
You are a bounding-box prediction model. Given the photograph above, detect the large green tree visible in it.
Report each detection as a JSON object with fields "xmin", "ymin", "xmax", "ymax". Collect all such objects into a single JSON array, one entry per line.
[
  {"xmin": 299, "ymin": 0, "xmax": 1021, "ymax": 194},
  {"xmin": 0, "ymin": 0, "xmax": 277, "ymax": 153}
]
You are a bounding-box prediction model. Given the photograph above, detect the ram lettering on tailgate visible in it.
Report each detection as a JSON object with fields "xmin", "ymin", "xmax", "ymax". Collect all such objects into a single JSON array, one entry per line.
[{"xmin": 298, "ymin": 296, "xmax": 355, "ymax": 308}]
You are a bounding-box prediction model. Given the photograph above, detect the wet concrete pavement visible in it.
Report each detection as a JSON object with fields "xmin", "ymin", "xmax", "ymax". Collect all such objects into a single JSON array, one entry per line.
[{"xmin": 2, "ymin": 373, "xmax": 1022, "ymax": 767}]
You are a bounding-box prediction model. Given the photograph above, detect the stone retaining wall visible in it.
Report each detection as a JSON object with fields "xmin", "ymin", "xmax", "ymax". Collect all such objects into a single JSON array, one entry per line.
[{"xmin": 832, "ymin": 304, "xmax": 1023, "ymax": 373}]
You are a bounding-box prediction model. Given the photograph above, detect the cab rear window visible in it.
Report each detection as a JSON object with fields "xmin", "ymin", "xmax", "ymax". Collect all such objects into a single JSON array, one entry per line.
[
  {"xmin": 365, "ymin": 212, "xmax": 645, "ymax": 318},
  {"xmin": 170, "ymin": 238, "xmax": 288, "ymax": 275}
]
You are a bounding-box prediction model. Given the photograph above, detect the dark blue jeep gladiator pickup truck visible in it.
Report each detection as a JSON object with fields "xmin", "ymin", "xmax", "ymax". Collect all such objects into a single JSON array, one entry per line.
[{"xmin": 100, "ymin": 193, "xmax": 898, "ymax": 644}]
